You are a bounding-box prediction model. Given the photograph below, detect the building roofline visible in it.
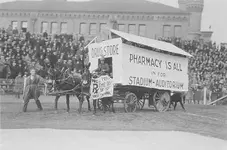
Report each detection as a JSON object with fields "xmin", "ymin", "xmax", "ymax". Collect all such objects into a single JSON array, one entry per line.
[
  {"xmin": 0, "ymin": 1, "xmax": 189, "ymax": 15},
  {"xmin": 0, "ymin": 9, "xmax": 189, "ymax": 15}
]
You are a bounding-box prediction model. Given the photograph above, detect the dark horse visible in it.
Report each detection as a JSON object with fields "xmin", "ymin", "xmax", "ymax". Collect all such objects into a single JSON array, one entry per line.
[
  {"xmin": 169, "ymin": 93, "xmax": 186, "ymax": 111},
  {"xmin": 47, "ymin": 65, "xmax": 91, "ymax": 113}
]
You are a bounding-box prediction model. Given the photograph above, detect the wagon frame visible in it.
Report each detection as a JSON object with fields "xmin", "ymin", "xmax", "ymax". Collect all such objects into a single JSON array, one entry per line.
[{"xmin": 95, "ymin": 82, "xmax": 171, "ymax": 113}]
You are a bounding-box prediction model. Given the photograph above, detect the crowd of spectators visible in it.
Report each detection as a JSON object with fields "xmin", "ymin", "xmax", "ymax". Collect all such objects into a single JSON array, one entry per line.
[
  {"xmin": 0, "ymin": 27, "xmax": 227, "ymax": 95},
  {"xmin": 158, "ymin": 37, "xmax": 227, "ymax": 95},
  {"xmin": 0, "ymin": 27, "xmax": 89, "ymax": 81}
]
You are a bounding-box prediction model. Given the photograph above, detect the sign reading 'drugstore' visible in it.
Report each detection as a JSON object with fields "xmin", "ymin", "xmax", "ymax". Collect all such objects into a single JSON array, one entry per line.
[
  {"xmin": 122, "ymin": 44, "xmax": 189, "ymax": 92},
  {"xmin": 89, "ymin": 39, "xmax": 121, "ymax": 59}
]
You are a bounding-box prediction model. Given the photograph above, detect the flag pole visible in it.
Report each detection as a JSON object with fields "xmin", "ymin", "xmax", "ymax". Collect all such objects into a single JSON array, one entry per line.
[{"xmin": 84, "ymin": 36, "xmax": 97, "ymax": 49}]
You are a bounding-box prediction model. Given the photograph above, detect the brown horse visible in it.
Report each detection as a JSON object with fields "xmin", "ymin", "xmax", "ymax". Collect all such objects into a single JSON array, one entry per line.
[{"xmin": 47, "ymin": 66, "xmax": 91, "ymax": 113}]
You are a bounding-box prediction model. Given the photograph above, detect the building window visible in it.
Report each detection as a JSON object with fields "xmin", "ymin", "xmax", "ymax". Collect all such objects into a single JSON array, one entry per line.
[
  {"xmin": 118, "ymin": 24, "xmax": 125, "ymax": 32},
  {"xmin": 163, "ymin": 25, "xmax": 171, "ymax": 37},
  {"xmin": 41, "ymin": 22, "xmax": 48, "ymax": 33},
  {"xmin": 174, "ymin": 25, "xmax": 182, "ymax": 37},
  {"xmin": 139, "ymin": 24, "xmax": 146, "ymax": 37},
  {"xmin": 100, "ymin": 23, "xmax": 107, "ymax": 33},
  {"xmin": 21, "ymin": 21, "xmax": 28, "ymax": 32},
  {"xmin": 79, "ymin": 23, "xmax": 87, "ymax": 35},
  {"xmin": 89, "ymin": 23, "xmax": 96, "ymax": 35},
  {"xmin": 50, "ymin": 22, "xmax": 58, "ymax": 34},
  {"xmin": 11, "ymin": 21, "xmax": 18, "ymax": 29},
  {"xmin": 128, "ymin": 24, "xmax": 136, "ymax": 35},
  {"xmin": 60, "ymin": 22, "xmax": 67, "ymax": 34}
]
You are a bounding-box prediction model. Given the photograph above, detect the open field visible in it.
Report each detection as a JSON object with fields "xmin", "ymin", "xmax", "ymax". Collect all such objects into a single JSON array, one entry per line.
[{"xmin": 1, "ymin": 95, "xmax": 227, "ymax": 140}]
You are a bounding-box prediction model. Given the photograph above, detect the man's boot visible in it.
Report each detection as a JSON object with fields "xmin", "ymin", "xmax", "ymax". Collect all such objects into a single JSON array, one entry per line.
[{"xmin": 36, "ymin": 100, "xmax": 43, "ymax": 111}]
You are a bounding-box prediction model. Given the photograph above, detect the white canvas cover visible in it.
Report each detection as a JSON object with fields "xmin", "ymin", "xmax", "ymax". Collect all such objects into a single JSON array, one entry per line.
[
  {"xmin": 110, "ymin": 29, "xmax": 192, "ymax": 57},
  {"xmin": 88, "ymin": 38, "xmax": 189, "ymax": 92}
]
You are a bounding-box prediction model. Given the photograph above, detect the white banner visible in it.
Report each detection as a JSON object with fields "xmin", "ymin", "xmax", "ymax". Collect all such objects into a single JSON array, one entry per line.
[
  {"xmin": 122, "ymin": 44, "xmax": 189, "ymax": 92},
  {"xmin": 90, "ymin": 75, "xmax": 114, "ymax": 100}
]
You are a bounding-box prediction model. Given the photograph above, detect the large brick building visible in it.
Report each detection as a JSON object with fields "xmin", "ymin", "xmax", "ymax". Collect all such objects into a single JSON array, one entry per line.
[{"xmin": 0, "ymin": 0, "xmax": 212, "ymax": 41}]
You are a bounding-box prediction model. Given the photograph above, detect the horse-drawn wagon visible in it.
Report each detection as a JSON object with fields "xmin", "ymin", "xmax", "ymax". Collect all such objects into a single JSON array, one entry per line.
[
  {"xmin": 88, "ymin": 29, "xmax": 192, "ymax": 113},
  {"xmin": 45, "ymin": 29, "xmax": 191, "ymax": 113}
]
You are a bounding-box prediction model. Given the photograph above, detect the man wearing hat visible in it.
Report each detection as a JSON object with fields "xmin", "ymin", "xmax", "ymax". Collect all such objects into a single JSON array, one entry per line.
[
  {"xmin": 94, "ymin": 56, "xmax": 110, "ymax": 76},
  {"xmin": 74, "ymin": 55, "xmax": 83, "ymax": 74},
  {"xmin": 0, "ymin": 55, "xmax": 6, "ymax": 78},
  {"xmin": 56, "ymin": 59, "xmax": 64, "ymax": 70}
]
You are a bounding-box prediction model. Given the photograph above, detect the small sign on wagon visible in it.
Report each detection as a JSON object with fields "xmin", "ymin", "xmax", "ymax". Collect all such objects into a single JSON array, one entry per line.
[{"xmin": 90, "ymin": 75, "xmax": 114, "ymax": 100}]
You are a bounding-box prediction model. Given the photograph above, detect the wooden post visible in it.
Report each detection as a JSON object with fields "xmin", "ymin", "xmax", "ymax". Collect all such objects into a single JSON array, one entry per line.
[
  {"xmin": 23, "ymin": 75, "xmax": 27, "ymax": 98},
  {"xmin": 44, "ymin": 83, "xmax": 47, "ymax": 96},
  {"xmin": 203, "ymin": 87, "xmax": 207, "ymax": 105}
]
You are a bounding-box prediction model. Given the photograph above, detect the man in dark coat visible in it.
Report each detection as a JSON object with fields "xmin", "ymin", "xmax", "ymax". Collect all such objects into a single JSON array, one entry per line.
[
  {"xmin": 94, "ymin": 56, "xmax": 110, "ymax": 75},
  {"xmin": 23, "ymin": 68, "xmax": 47, "ymax": 112},
  {"xmin": 25, "ymin": 31, "xmax": 31, "ymax": 41},
  {"xmin": 10, "ymin": 61, "xmax": 19, "ymax": 79},
  {"xmin": 48, "ymin": 51, "xmax": 58, "ymax": 68},
  {"xmin": 74, "ymin": 55, "xmax": 83, "ymax": 74},
  {"xmin": 43, "ymin": 30, "xmax": 48, "ymax": 39}
]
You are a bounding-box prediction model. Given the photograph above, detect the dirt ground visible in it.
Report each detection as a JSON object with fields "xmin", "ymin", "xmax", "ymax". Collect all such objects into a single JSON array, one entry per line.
[{"xmin": 1, "ymin": 95, "xmax": 227, "ymax": 140}]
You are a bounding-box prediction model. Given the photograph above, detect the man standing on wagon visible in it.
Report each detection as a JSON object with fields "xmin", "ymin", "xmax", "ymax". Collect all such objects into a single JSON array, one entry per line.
[
  {"xmin": 23, "ymin": 67, "xmax": 47, "ymax": 112},
  {"xmin": 94, "ymin": 56, "xmax": 110, "ymax": 76}
]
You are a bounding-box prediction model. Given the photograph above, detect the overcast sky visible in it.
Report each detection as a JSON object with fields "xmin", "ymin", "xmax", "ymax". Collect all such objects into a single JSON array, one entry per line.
[{"xmin": 0, "ymin": 0, "xmax": 226, "ymax": 43}]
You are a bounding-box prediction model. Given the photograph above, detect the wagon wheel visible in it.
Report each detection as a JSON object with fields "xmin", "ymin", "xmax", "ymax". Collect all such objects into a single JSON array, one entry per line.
[
  {"xmin": 153, "ymin": 91, "xmax": 170, "ymax": 112},
  {"xmin": 137, "ymin": 97, "xmax": 145, "ymax": 110},
  {"xmin": 124, "ymin": 92, "xmax": 137, "ymax": 113}
]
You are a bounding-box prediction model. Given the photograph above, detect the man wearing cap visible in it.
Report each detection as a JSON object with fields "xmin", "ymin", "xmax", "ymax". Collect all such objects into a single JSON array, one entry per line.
[
  {"xmin": 48, "ymin": 51, "xmax": 58, "ymax": 68},
  {"xmin": 94, "ymin": 56, "xmax": 110, "ymax": 76},
  {"xmin": 0, "ymin": 55, "xmax": 6, "ymax": 78},
  {"xmin": 56, "ymin": 59, "xmax": 64, "ymax": 70},
  {"xmin": 23, "ymin": 67, "xmax": 47, "ymax": 112},
  {"xmin": 74, "ymin": 55, "xmax": 83, "ymax": 74}
]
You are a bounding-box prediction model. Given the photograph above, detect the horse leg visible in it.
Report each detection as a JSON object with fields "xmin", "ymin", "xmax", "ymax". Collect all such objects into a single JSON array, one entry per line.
[
  {"xmin": 169, "ymin": 101, "xmax": 173, "ymax": 109},
  {"xmin": 93, "ymin": 99, "xmax": 97, "ymax": 114},
  {"xmin": 23, "ymin": 98, "xmax": 30, "ymax": 112},
  {"xmin": 111, "ymin": 100, "xmax": 115, "ymax": 113},
  {"xmin": 183, "ymin": 96, "xmax": 186, "ymax": 104},
  {"xmin": 66, "ymin": 94, "xmax": 70, "ymax": 112},
  {"xmin": 78, "ymin": 95, "xmax": 83, "ymax": 114},
  {"xmin": 102, "ymin": 99, "xmax": 106, "ymax": 113},
  {"xmin": 55, "ymin": 95, "xmax": 60, "ymax": 110},
  {"xmin": 180, "ymin": 100, "xmax": 186, "ymax": 111},
  {"xmin": 35, "ymin": 99, "xmax": 43, "ymax": 111},
  {"xmin": 173, "ymin": 102, "xmax": 177, "ymax": 110},
  {"xmin": 86, "ymin": 96, "xmax": 91, "ymax": 111}
]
